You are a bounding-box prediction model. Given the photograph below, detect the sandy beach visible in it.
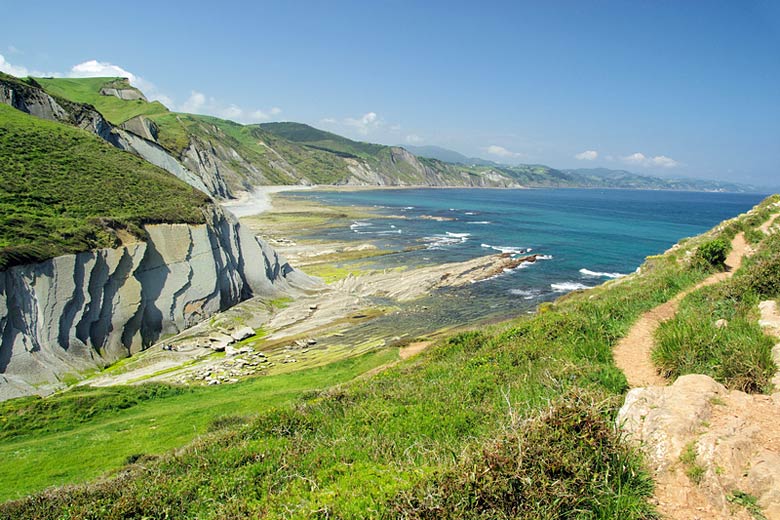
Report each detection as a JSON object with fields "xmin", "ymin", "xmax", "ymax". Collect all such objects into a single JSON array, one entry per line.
[{"xmin": 220, "ymin": 185, "xmax": 313, "ymax": 218}]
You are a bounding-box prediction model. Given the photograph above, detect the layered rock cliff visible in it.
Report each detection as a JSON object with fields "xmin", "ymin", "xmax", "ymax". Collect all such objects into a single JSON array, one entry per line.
[{"xmin": 0, "ymin": 205, "xmax": 318, "ymax": 401}]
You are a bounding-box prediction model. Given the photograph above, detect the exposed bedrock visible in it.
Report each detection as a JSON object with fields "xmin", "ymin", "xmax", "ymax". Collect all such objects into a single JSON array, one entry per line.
[{"xmin": 0, "ymin": 206, "xmax": 318, "ymax": 401}]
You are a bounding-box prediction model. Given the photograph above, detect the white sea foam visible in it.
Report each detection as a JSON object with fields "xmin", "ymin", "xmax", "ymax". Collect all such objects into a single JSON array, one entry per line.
[
  {"xmin": 425, "ymin": 232, "xmax": 470, "ymax": 249},
  {"xmin": 510, "ymin": 288, "xmax": 542, "ymax": 300},
  {"xmin": 551, "ymin": 282, "xmax": 591, "ymax": 293},
  {"xmin": 579, "ymin": 268, "xmax": 626, "ymax": 279},
  {"xmin": 464, "ymin": 211, "xmax": 477, "ymax": 215},
  {"xmin": 350, "ymin": 221, "xmax": 373, "ymax": 234},
  {"xmin": 480, "ymin": 243, "xmax": 532, "ymax": 255},
  {"xmin": 467, "ymin": 221, "xmax": 492, "ymax": 225}
]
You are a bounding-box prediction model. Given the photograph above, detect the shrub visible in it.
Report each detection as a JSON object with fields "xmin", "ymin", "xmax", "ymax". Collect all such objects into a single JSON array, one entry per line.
[
  {"xmin": 696, "ymin": 238, "xmax": 731, "ymax": 268},
  {"xmin": 388, "ymin": 391, "xmax": 658, "ymax": 519}
]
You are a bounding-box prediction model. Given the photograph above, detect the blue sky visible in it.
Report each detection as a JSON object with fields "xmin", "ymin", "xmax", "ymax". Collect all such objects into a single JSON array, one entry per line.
[{"xmin": 1, "ymin": 1, "xmax": 779, "ymax": 187}]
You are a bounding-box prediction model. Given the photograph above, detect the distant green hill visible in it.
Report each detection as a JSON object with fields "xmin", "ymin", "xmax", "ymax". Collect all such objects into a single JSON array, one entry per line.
[
  {"xmin": 0, "ymin": 103, "xmax": 210, "ymax": 270},
  {"xmin": 563, "ymin": 168, "xmax": 758, "ymax": 192},
  {"xmin": 259, "ymin": 121, "xmax": 385, "ymax": 159}
]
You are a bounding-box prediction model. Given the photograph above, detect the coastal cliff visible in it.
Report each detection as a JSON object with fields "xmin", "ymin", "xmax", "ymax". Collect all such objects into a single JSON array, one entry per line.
[{"xmin": 0, "ymin": 205, "xmax": 316, "ymax": 401}]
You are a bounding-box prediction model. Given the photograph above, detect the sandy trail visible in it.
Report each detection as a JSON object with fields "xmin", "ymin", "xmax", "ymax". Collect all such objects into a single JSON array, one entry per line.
[{"xmin": 614, "ymin": 232, "xmax": 749, "ymax": 388}]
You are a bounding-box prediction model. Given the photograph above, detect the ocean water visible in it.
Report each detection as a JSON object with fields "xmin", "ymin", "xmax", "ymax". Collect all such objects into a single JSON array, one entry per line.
[{"xmin": 282, "ymin": 188, "xmax": 766, "ymax": 332}]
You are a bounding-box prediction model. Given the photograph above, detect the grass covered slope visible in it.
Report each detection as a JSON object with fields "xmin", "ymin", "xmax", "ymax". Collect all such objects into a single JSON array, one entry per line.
[
  {"xmin": 653, "ymin": 207, "xmax": 780, "ymax": 392},
  {"xmin": 0, "ymin": 103, "xmax": 210, "ymax": 270},
  {"xmin": 34, "ymin": 77, "xmax": 169, "ymax": 125},
  {"xmin": 0, "ymin": 350, "xmax": 397, "ymax": 503},
  {"xmin": 3, "ymin": 197, "xmax": 778, "ymax": 518}
]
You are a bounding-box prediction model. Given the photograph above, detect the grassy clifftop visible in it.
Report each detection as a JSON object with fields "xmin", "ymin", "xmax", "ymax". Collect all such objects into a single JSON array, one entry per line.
[
  {"xmin": 34, "ymin": 77, "xmax": 170, "ymax": 125},
  {"xmin": 0, "ymin": 103, "xmax": 210, "ymax": 270}
]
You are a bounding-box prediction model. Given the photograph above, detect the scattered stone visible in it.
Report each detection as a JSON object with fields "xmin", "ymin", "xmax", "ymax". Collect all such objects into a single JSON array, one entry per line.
[
  {"xmin": 231, "ymin": 327, "xmax": 256, "ymax": 342},
  {"xmin": 309, "ymin": 304, "xmax": 319, "ymax": 311},
  {"xmin": 209, "ymin": 332, "xmax": 234, "ymax": 344},
  {"xmin": 209, "ymin": 342, "xmax": 227, "ymax": 352},
  {"xmin": 714, "ymin": 318, "xmax": 728, "ymax": 329}
]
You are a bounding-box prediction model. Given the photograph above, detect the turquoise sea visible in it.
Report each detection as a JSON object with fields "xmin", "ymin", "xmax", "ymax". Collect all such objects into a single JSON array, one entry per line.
[{"xmin": 283, "ymin": 188, "xmax": 767, "ymax": 333}]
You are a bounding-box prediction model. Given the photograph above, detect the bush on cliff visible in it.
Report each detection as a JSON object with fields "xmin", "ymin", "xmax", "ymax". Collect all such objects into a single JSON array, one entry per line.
[{"xmin": 695, "ymin": 238, "xmax": 731, "ymax": 269}]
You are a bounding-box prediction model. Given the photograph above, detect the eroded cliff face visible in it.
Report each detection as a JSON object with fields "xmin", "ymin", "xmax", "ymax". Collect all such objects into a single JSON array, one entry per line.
[{"xmin": 0, "ymin": 206, "xmax": 318, "ymax": 401}]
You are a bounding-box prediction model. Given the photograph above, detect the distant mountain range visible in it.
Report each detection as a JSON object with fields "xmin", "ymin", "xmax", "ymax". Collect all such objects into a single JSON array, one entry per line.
[
  {"xmin": 401, "ymin": 146, "xmax": 762, "ymax": 194},
  {"xmin": 0, "ymin": 72, "xmax": 762, "ymax": 198}
]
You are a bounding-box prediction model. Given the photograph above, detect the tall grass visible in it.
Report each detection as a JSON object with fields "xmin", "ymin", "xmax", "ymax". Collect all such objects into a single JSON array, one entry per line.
[{"xmin": 653, "ymin": 219, "xmax": 780, "ymax": 393}]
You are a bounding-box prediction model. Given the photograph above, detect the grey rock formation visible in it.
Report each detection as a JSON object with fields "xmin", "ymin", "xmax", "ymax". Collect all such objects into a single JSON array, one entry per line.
[
  {"xmin": 120, "ymin": 115, "xmax": 158, "ymax": 141},
  {"xmin": 0, "ymin": 205, "xmax": 319, "ymax": 401},
  {"xmin": 99, "ymin": 86, "xmax": 147, "ymax": 101},
  {"xmin": 619, "ymin": 374, "xmax": 780, "ymax": 519},
  {"xmin": 0, "ymin": 77, "xmax": 116, "ymax": 142},
  {"xmin": 115, "ymin": 129, "xmax": 211, "ymax": 195}
]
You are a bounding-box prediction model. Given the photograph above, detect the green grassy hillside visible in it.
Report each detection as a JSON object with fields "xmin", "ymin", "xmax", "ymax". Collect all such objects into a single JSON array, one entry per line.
[
  {"xmin": 4, "ymin": 197, "xmax": 776, "ymax": 518},
  {"xmin": 259, "ymin": 121, "xmax": 386, "ymax": 159},
  {"xmin": 0, "ymin": 103, "xmax": 210, "ymax": 270},
  {"xmin": 0, "ymin": 349, "xmax": 396, "ymax": 503},
  {"xmin": 35, "ymin": 77, "xmax": 169, "ymax": 125}
]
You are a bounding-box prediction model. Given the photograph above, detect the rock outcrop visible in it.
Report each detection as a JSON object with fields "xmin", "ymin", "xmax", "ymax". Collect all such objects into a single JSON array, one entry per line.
[
  {"xmin": 0, "ymin": 205, "xmax": 319, "ymax": 401},
  {"xmin": 99, "ymin": 85, "xmax": 147, "ymax": 101},
  {"xmin": 619, "ymin": 375, "xmax": 780, "ymax": 519}
]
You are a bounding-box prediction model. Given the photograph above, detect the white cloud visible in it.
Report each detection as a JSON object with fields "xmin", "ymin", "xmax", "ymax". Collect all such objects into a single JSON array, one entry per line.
[
  {"xmin": 575, "ymin": 150, "xmax": 598, "ymax": 161},
  {"xmin": 622, "ymin": 152, "xmax": 680, "ymax": 168},
  {"xmin": 7, "ymin": 45, "xmax": 21, "ymax": 55},
  {"xmin": 320, "ymin": 117, "xmax": 337, "ymax": 124},
  {"xmin": 623, "ymin": 152, "xmax": 647, "ymax": 165},
  {"xmin": 650, "ymin": 155, "xmax": 680, "ymax": 168},
  {"xmin": 180, "ymin": 91, "xmax": 206, "ymax": 113},
  {"xmin": 0, "ymin": 54, "xmax": 31, "ymax": 77},
  {"xmin": 70, "ymin": 59, "xmax": 136, "ymax": 81},
  {"xmin": 68, "ymin": 59, "xmax": 175, "ymax": 107},
  {"xmin": 345, "ymin": 111, "xmax": 382, "ymax": 134},
  {"xmin": 405, "ymin": 134, "xmax": 423, "ymax": 144},
  {"xmin": 485, "ymin": 145, "xmax": 524, "ymax": 159},
  {"xmin": 178, "ymin": 90, "xmax": 280, "ymax": 123}
]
